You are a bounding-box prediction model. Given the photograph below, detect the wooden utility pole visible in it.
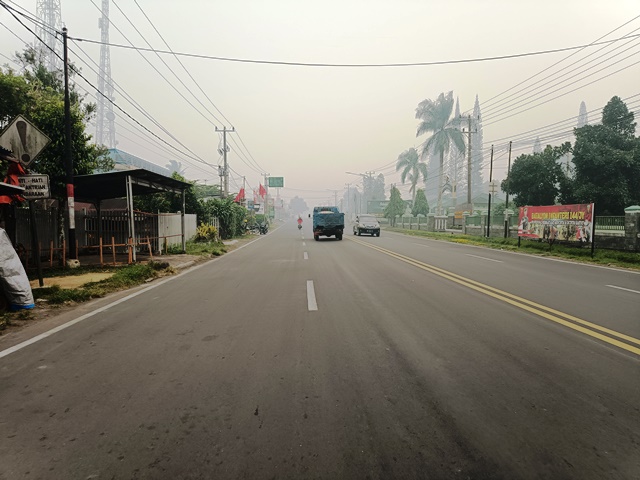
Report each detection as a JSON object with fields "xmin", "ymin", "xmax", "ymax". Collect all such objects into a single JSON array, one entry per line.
[{"xmin": 216, "ymin": 126, "xmax": 234, "ymax": 198}]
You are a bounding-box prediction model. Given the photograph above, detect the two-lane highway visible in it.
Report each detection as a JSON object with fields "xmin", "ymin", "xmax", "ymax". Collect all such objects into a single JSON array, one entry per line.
[{"xmin": 1, "ymin": 220, "xmax": 638, "ymax": 479}]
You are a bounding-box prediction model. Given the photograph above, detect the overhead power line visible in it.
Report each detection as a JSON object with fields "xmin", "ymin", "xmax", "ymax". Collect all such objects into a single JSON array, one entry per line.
[{"xmin": 68, "ymin": 33, "xmax": 640, "ymax": 68}]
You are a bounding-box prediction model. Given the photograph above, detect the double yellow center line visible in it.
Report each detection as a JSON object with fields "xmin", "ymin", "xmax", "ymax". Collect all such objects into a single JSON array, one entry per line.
[{"xmin": 350, "ymin": 238, "xmax": 640, "ymax": 356}]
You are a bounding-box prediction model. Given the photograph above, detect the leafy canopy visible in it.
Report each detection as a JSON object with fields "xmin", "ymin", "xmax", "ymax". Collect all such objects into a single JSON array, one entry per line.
[
  {"xmin": 416, "ymin": 91, "xmax": 465, "ymax": 213},
  {"xmin": 411, "ymin": 188, "xmax": 429, "ymax": 216},
  {"xmin": 501, "ymin": 143, "xmax": 572, "ymax": 207},
  {"xmin": 396, "ymin": 147, "xmax": 427, "ymax": 203},
  {"xmin": 571, "ymin": 96, "xmax": 640, "ymax": 214},
  {"xmin": 384, "ymin": 185, "xmax": 405, "ymax": 226},
  {"xmin": 0, "ymin": 47, "xmax": 111, "ymax": 197}
]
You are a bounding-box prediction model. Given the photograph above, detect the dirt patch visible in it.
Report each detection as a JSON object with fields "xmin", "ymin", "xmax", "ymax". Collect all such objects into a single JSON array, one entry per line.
[{"xmin": 30, "ymin": 272, "xmax": 114, "ymax": 289}]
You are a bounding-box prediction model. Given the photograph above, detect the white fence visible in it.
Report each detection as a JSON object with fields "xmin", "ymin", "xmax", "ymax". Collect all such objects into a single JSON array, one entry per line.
[{"xmin": 158, "ymin": 213, "xmax": 198, "ymax": 251}]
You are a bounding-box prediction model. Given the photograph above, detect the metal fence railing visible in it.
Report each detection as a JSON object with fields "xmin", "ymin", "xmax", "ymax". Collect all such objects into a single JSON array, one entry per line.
[{"xmin": 596, "ymin": 216, "xmax": 624, "ymax": 231}]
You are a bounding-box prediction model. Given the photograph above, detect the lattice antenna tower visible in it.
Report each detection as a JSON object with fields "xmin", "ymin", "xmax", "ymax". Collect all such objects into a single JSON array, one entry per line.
[
  {"xmin": 96, "ymin": 0, "xmax": 116, "ymax": 148},
  {"xmin": 35, "ymin": 0, "xmax": 62, "ymax": 73}
]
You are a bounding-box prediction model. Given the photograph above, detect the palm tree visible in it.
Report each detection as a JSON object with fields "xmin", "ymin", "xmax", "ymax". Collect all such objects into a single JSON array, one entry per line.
[
  {"xmin": 166, "ymin": 159, "xmax": 186, "ymax": 175},
  {"xmin": 395, "ymin": 147, "xmax": 427, "ymax": 204},
  {"xmin": 416, "ymin": 91, "xmax": 465, "ymax": 215}
]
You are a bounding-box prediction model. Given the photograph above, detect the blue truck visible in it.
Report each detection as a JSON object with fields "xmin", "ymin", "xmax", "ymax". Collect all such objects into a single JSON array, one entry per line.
[{"xmin": 311, "ymin": 206, "xmax": 344, "ymax": 241}]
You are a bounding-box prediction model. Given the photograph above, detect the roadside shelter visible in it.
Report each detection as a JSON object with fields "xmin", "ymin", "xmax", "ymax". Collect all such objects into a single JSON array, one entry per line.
[{"xmin": 74, "ymin": 169, "xmax": 191, "ymax": 261}]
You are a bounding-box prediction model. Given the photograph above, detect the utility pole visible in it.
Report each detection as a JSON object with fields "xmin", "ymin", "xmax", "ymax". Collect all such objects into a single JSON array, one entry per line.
[
  {"xmin": 345, "ymin": 183, "xmax": 351, "ymax": 219},
  {"xmin": 346, "ymin": 171, "xmax": 375, "ymax": 214},
  {"xmin": 462, "ymin": 115, "xmax": 477, "ymax": 206},
  {"xmin": 63, "ymin": 28, "xmax": 76, "ymax": 262},
  {"xmin": 263, "ymin": 173, "xmax": 269, "ymax": 221},
  {"xmin": 242, "ymin": 176, "xmax": 246, "ymax": 207},
  {"xmin": 327, "ymin": 189, "xmax": 339, "ymax": 206},
  {"xmin": 216, "ymin": 126, "xmax": 234, "ymax": 198},
  {"xmin": 504, "ymin": 141, "xmax": 512, "ymax": 238},
  {"xmin": 486, "ymin": 145, "xmax": 494, "ymax": 238}
]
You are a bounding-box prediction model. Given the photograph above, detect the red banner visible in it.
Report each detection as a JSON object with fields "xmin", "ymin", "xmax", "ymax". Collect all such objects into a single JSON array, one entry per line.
[{"xmin": 518, "ymin": 204, "xmax": 594, "ymax": 243}]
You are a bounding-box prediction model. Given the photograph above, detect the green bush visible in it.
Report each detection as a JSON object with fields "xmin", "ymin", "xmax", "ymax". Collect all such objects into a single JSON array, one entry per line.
[{"xmin": 194, "ymin": 223, "xmax": 219, "ymax": 242}]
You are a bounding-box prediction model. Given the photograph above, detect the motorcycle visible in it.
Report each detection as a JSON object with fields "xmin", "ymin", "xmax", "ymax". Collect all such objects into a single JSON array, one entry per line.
[
  {"xmin": 259, "ymin": 223, "xmax": 269, "ymax": 235},
  {"xmin": 297, "ymin": 224, "xmax": 302, "ymax": 230}
]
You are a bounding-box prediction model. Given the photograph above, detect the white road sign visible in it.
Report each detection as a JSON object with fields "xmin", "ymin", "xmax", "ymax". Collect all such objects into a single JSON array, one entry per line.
[
  {"xmin": 0, "ymin": 115, "xmax": 51, "ymax": 167},
  {"xmin": 18, "ymin": 174, "xmax": 51, "ymax": 200}
]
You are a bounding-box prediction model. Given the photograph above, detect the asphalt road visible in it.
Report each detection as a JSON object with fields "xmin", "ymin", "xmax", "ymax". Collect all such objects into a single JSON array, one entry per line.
[{"xmin": 1, "ymin": 220, "xmax": 639, "ymax": 479}]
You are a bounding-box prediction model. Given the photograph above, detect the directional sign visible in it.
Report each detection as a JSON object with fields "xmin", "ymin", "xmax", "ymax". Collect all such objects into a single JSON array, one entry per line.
[
  {"xmin": 18, "ymin": 174, "xmax": 51, "ymax": 200},
  {"xmin": 0, "ymin": 115, "xmax": 51, "ymax": 167},
  {"xmin": 268, "ymin": 177, "xmax": 284, "ymax": 188}
]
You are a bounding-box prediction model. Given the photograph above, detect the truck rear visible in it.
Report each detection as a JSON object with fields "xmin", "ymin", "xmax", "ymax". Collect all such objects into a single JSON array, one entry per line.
[{"xmin": 311, "ymin": 206, "xmax": 344, "ymax": 241}]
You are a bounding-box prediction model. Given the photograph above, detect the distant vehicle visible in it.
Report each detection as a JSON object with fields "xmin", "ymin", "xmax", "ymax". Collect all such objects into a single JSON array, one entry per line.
[
  {"xmin": 353, "ymin": 215, "xmax": 380, "ymax": 237},
  {"xmin": 310, "ymin": 206, "xmax": 344, "ymax": 241}
]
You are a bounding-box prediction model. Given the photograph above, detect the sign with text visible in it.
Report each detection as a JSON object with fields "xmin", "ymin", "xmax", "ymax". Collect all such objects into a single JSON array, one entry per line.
[
  {"xmin": 18, "ymin": 174, "xmax": 51, "ymax": 200},
  {"xmin": 0, "ymin": 115, "xmax": 51, "ymax": 167},
  {"xmin": 518, "ymin": 203, "xmax": 594, "ymax": 243},
  {"xmin": 268, "ymin": 177, "xmax": 284, "ymax": 188}
]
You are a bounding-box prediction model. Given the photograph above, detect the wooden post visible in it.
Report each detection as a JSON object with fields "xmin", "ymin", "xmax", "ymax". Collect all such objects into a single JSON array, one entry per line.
[
  {"xmin": 62, "ymin": 239, "xmax": 66, "ymax": 266},
  {"xmin": 50, "ymin": 240, "xmax": 54, "ymax": 267},
  {"xmin": 147, "ymin": 236, "xmax": 153, "ymax": 258},
  {"xmin": 99, "ymin": 236, "xmax": 103, "ymax": 266},
  {"xmin": 128, "ymin": 237, "xmax": 133, "ymax": 264},
  {"xmin": 111, "ymin": 236, "xmax": 116, "ymax": 265}
]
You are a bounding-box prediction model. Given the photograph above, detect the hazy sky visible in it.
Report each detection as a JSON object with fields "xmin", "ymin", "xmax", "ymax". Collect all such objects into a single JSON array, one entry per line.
[{"xmin": 1, "ymin": 0, "xmax": 639, "ymax": 204}]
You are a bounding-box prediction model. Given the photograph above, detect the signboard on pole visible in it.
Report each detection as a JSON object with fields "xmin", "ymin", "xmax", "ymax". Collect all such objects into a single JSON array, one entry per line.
[
  {"xmin": 18, "ymin": 174, "xmax": 51, "ymax": 200},
  {"xmin": 0, "ymin": 115, "xmax": 51, "ymax": 167},
  {"xmin": 268, "ymin": 177, "xmax": 284, "ymax": 188},
  {"xmin": 518, "ymin": 203, "xmax": 594, "ymax": 243}
]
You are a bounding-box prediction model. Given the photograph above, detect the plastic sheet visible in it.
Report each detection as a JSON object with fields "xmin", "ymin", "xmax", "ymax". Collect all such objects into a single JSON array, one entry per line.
[{"xmin": 0, "ymin": 227, "xmax": 35, "ymax": 310}]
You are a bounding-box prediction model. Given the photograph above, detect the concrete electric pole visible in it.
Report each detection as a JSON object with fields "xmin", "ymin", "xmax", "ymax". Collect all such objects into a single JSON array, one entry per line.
[{"xmin": 216, "ymin": 126, "xmax": 234, "ymax": 198}]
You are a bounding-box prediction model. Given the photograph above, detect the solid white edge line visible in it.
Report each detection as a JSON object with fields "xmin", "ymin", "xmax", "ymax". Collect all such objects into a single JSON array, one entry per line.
[
  {"xmin": 465, "ymin": 254, "xmax": 503, "ymax": 263},
  {"xmin": 606, "ymin": 284, "xmax": 640, "ymax": 294},
  {"xmin": 307, "ymin": 280, "xmax": 318, "ymax": 311},
  {"xmin": 0, "ymin": 236, "xmax": 262, "ymax": 360}
]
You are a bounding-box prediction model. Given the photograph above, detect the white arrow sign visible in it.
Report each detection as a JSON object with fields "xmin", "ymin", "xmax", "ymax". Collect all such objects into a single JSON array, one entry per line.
[{"xmin": 0, "ymin": 115, "xmax": 51, "ymax": 167}]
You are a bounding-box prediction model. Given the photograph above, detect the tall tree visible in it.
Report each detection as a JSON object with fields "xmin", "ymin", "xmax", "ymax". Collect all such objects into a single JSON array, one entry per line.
[
  {"xmin": 1, "ymin": 51, "xmax": 112, "ymax": 243},
  {"xmin": 501, "ymin": 143, "xmax": 572, "ymax": 207},
  {"xmin": 416, "ymin": 91, "xmax": 465, "ymax": 214},
  {"xmin": 572, "ymin": 96, "xmax": 640, "ymax": 214},
  {"xmin": 411, "ymin": 188, "xmax": 429, "ymax": 216},
  {"xmin": 166, "ymin": 159, "xmax": 186, "ymax": 175},
  {"xmin": 395, "ymin": 147, "xmax": 427, "ymax": 204},
  {"xmin": 383, "ymin": 185, "xmax": 405, "ymax": 227},
  {"xmin": 289, "ymin": 196, "xmax": 308, "ymax": 215},
  {"xmin": 371, "ymin": 173, "xmax": 386, "ymax": 201}
]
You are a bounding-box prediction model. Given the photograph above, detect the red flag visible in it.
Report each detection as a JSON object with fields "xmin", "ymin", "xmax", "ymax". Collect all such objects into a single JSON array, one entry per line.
[
  {"xmin": 259, "ymin": 183, "xmax": 266, "ymax": 198},
  {"xmin": 234, "ymin": 188, "xmax": 245, "ymax": 203}
]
